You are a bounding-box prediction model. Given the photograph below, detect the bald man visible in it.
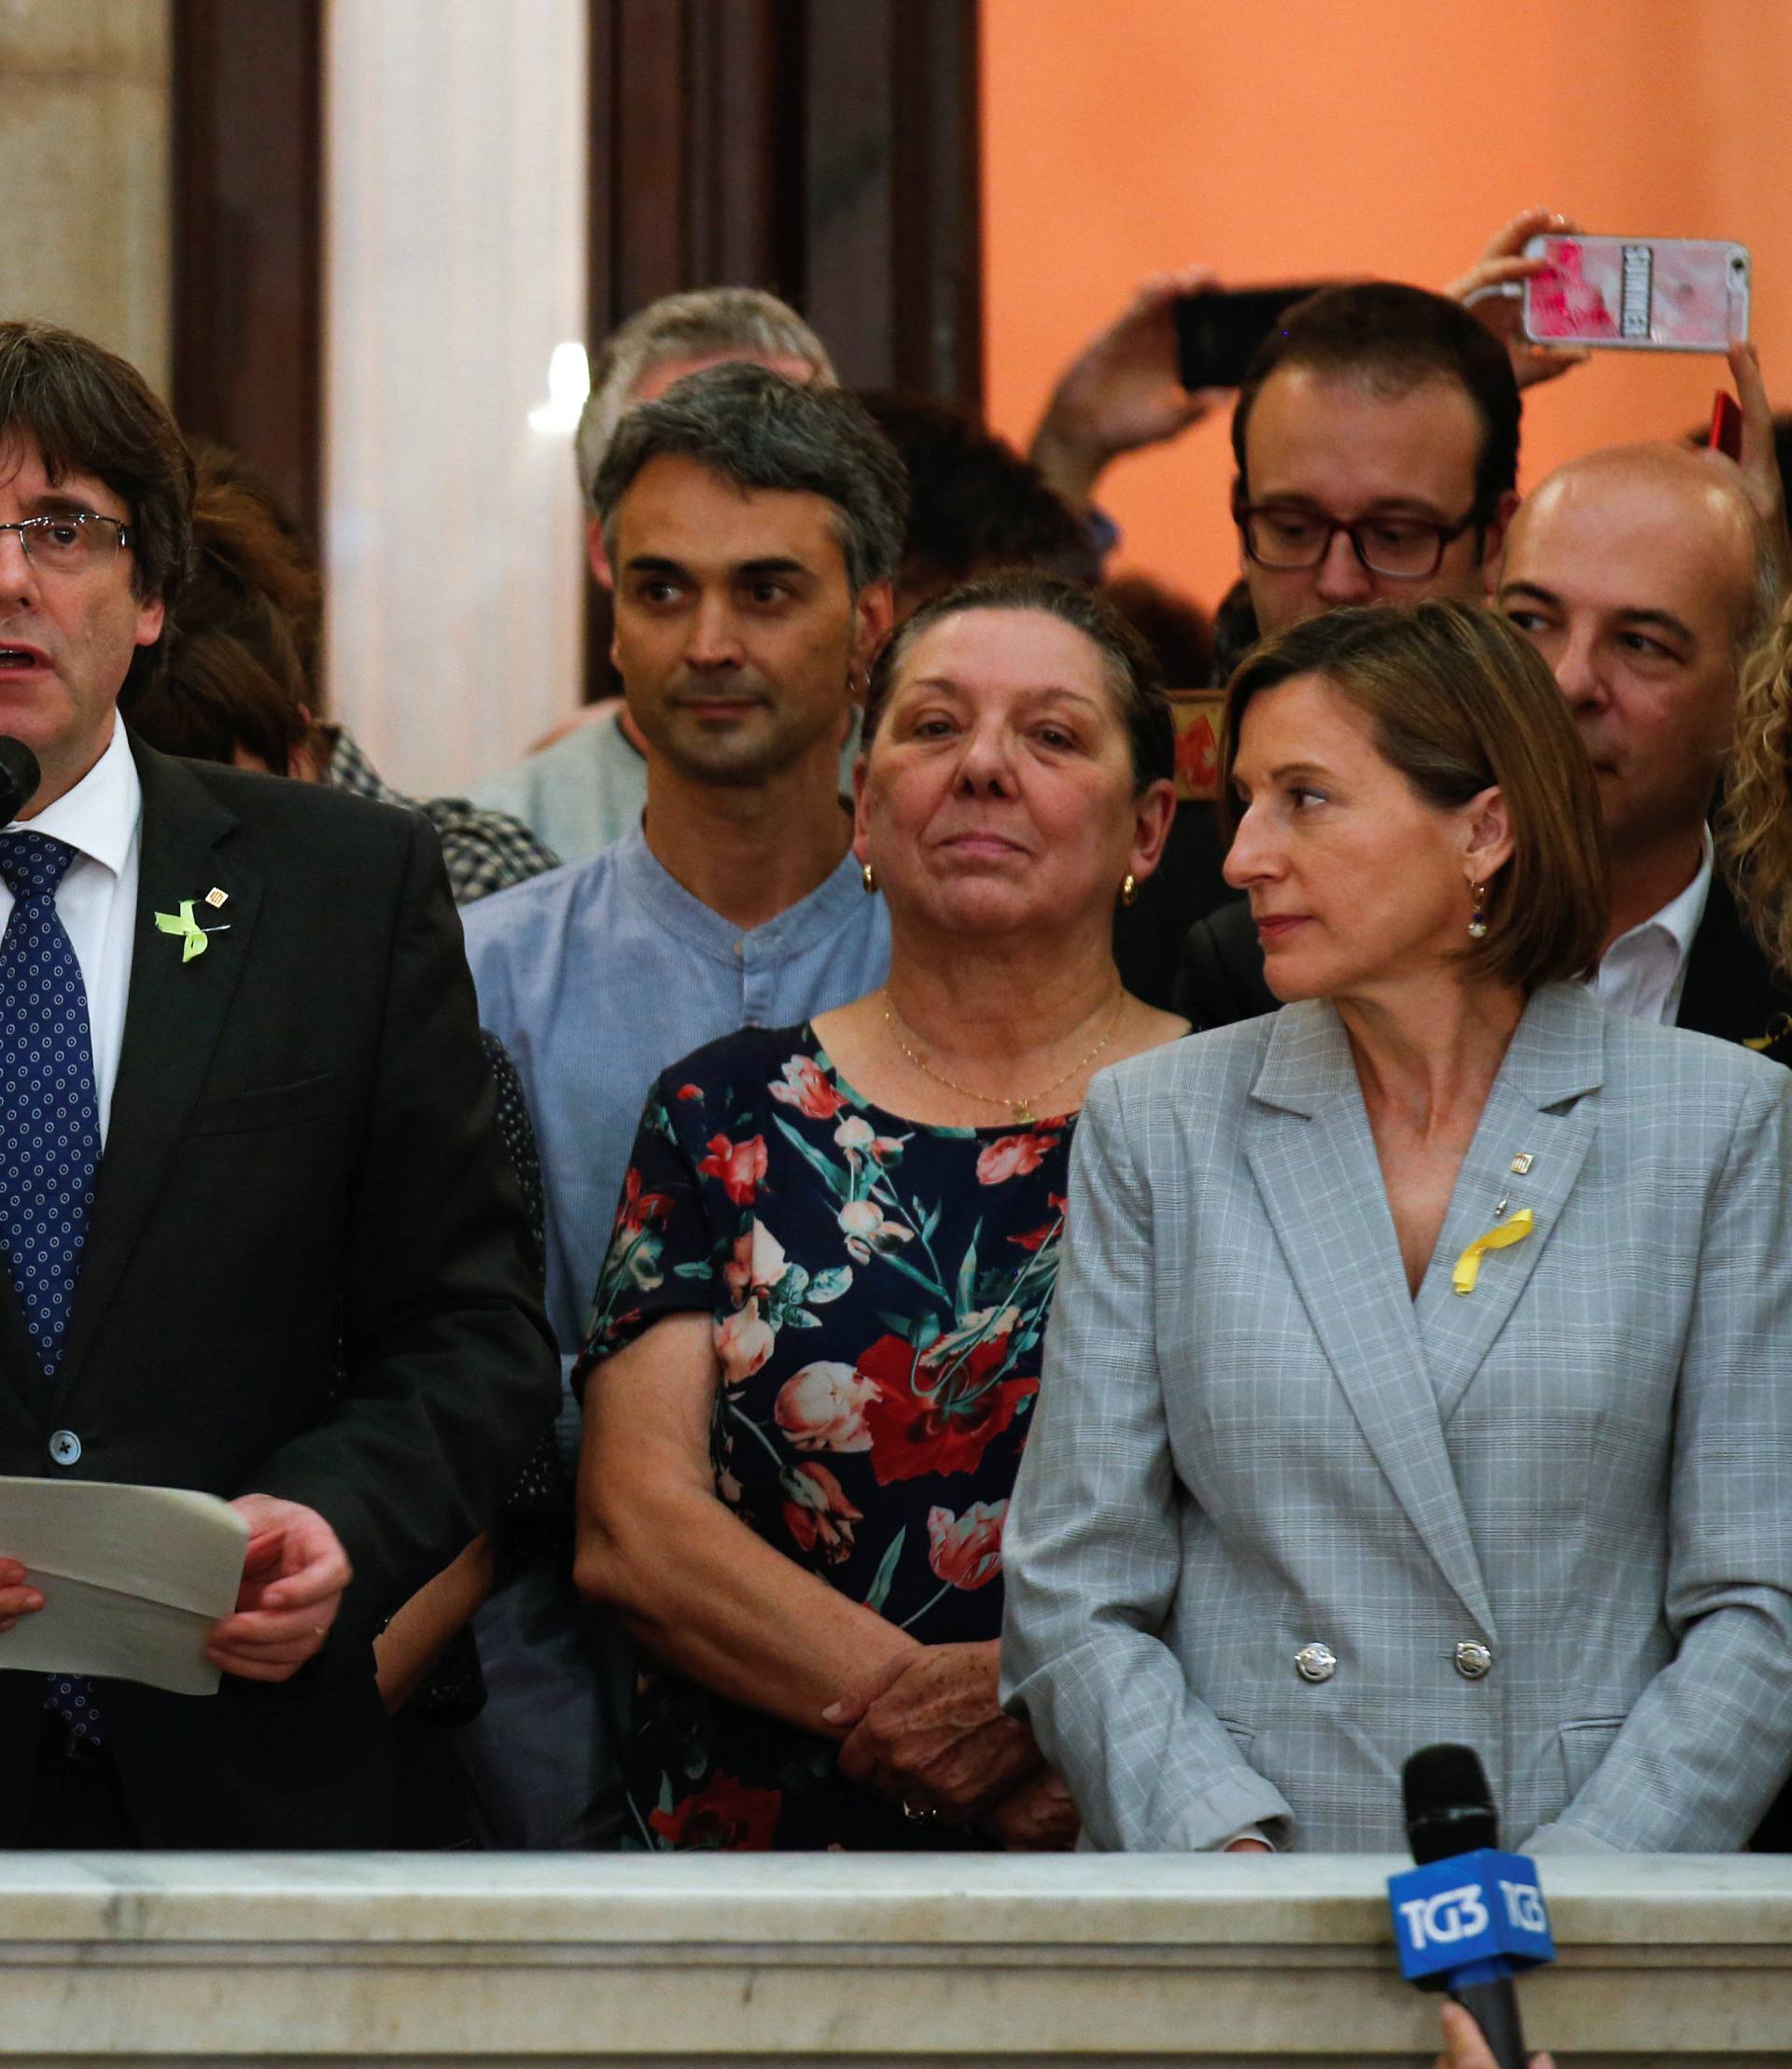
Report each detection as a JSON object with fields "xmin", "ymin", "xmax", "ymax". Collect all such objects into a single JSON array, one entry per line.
[
  {"xmin": 1502, "ymin": 440, "xmax": 1792, "ymax": 1863},
  {"xmin": 1495, "ymin": 441, "xmax": 1784, "ymax": 1041},
  {"xmin": 1177, "ymin": 437, "xmax": 1792, "ymax": 1052}
]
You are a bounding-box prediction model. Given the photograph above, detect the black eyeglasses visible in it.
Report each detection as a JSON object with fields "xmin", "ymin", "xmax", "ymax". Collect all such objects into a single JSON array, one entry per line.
[
  {"xmin": 1234, "ymin": 496, "xmax": 1482, "ymax": 580},
  {"xmin": 0, "ymin": 511, "xmax": 132, "ymax": 577}
]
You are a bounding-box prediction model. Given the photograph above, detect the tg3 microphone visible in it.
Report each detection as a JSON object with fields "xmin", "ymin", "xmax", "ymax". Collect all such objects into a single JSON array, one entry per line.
[{"xmin": 1387, "ymin": 1743, "xmax": 1555, "ymax": 2069}]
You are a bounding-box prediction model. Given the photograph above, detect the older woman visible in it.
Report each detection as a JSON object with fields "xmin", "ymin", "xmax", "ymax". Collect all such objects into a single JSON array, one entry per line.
[
  {"xmin": 1002, "ymin": 600, "xmax": 1792, "ymax": 1855},
  {"xmin": 573, "ymin": 571, "xmax": 1183, "ymax": 1849}
]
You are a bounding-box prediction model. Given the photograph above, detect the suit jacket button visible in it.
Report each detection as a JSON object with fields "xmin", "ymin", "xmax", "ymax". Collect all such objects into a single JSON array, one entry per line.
[
  {"xmin": 1453, "ymin": 1641, "xmax": 1493, "ymax": 1680},
  {"xmin": 1295, "ymin": 1643, "xmax": 1337, "ymax": 1683},
  {"xmin": 47, "ymin": 1430, "xmax": 81, "ymax": 1468}
]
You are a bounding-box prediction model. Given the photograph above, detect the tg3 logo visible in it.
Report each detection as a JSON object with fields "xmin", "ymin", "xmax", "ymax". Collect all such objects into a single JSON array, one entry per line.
[{"xmin": 1398, "ymin": 1878, "xmax": 1547, "ymax": 1950}]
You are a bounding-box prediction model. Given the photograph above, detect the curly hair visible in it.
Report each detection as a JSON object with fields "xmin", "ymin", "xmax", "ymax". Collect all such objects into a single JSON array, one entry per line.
[{"xmin": 1719, "ymin": 591, "xmax": 1792, "ymax": 981}]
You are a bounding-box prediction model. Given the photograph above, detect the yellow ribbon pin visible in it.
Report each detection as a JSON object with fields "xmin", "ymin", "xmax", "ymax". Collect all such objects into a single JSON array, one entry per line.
[
  {"xmin": 154, "ymin": 900, "xmax": 213, "ymax": 963},
  {"xmin": 1451, "ymin": 1207, "xmax": 1534, "ymax": 1297}
]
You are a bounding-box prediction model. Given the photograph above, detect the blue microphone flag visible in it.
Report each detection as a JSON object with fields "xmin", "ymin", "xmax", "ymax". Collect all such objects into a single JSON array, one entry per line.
[{"xmin": 1387, "ymin": 1848, "xmax": 1555, "ymax": 1987}]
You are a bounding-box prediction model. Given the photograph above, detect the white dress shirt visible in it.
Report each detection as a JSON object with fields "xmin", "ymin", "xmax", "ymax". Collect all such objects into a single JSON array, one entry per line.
[
  {"xmin": 0, "ymin": 723, "xmax": 141, "ymax": 1146},
  {"xmin": 1586, "ymin": 829, "xmax": 1713, "ymax": 1028}
]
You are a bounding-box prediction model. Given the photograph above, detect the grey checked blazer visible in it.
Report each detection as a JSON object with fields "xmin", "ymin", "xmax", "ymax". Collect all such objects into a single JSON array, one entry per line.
[{"xmin": 1001, "ymin": 983, "xmax": 1792, "ymax": 1853}]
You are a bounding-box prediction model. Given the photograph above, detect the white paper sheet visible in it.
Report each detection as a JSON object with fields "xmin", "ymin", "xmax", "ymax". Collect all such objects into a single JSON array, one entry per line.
[{"xmin": 0, "ymin": 1477, "xmax": 250, "ymax": 1696}]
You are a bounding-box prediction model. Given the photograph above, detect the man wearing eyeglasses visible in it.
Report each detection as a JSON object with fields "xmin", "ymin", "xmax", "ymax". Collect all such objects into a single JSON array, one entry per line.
[
  {"xmin": 0, "ymin": 319, "xmax": 557, "ymax": 1847},
  {"xmin": 1226, "ymin": 282, "xmax": 1521, "ymax": 635},
  {"xmin": 1164, "ymin": 283, "xmax": 1524, "ymax": 1023}
]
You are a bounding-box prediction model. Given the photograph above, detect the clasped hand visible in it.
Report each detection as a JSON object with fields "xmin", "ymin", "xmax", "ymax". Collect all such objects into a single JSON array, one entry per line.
[{"xmin": 824, "ymin": 1640, "xmax": 1079, "ymax": 1848}]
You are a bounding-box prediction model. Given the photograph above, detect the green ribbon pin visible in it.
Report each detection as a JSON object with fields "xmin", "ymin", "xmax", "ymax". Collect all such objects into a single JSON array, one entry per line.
[{"xmin": 154, "ymin": 900, "xmax": 214, "ymax": 963}]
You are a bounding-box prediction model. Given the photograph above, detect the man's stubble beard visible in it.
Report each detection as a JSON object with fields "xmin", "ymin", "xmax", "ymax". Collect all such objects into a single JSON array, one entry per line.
[{"xmin": 640, "ymin": 692, "xmax": 847, "ymax": 791}]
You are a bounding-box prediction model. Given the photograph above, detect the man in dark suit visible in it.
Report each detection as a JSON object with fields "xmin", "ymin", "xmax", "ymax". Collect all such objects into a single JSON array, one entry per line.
[
  {"xmin": 0, "ymin": 320, "xmax": 558, "ymax": 1847},
  {"xmin": 1113, "ymin": 283, "xmax": 1525, "ymax": 1007},
  {"xmin": 1184, "ymin": 426, "xmax": 1790, "ymax": 1049}
]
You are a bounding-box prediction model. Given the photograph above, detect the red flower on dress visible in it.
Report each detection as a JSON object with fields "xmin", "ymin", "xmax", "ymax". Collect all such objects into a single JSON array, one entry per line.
[
  {"xmin": 715, "ymin": 1299, "xmax": 776, "ymax": 1386},
  {"xmin": 722, "ymin": 1231, "xmax": 755, "ymax": 1305},
  {"xmin": 925, "ymin": 1499, "xmax": 1008, "ymax": 1590},
  {"xmin": 676, "ymin": 1083, "xmax": 704, "ymax": 1101},
  {"xmin": 723, "ymin": 1224, "xmax": 790, "ymax": 1305},
  {"xmin": 975, "ymin": 1130, "xmax": 1060, "ymax": 1187},
  {"xmin": 1008, "ymin": 1192, "xmax": 1069, "ymax": 1252},
  {"xmin": 855, "ymin": 1328, "xmax": 1037, "ymax": 1484},
  {"xmin": 774, "ymin": 1361, "xmax": 878, "ymax": 1451},
  {"xmin": 781, "ymin": 1462, "xmax": 863, "ymax": 1563},
  {"xmin": 615, "ymin": 1165, "xmax": 675, "ymax": 1236},
  {"xmin": 769, "ymin": 1054, "xmax": 848, "ymax": 1121},
  {"xmin": 648, "ymin": 1769, "xmax": 783, "ymax": 1851},
  {"xmin": 699, "ymin": 1132, "xmax": 769, "ymax": 1206}
]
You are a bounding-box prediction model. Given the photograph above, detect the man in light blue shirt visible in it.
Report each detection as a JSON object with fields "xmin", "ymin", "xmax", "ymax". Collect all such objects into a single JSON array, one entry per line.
[
  {"xmin": 473, "ymin": 287, "xmax": 839, "ymax": 863},
  {"xmin": 458, "ymin": 362, "xmax": 903, "ymax": 1847},
  {"xmin": 468, "ymin": 814, "xmax": 889, "ymax": 1353}
]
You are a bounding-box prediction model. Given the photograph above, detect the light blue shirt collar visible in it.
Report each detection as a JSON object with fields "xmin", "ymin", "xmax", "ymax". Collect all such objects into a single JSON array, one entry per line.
[{"xmin": 612, "ymin": 823, "xmax": 869, "ymax": 968}]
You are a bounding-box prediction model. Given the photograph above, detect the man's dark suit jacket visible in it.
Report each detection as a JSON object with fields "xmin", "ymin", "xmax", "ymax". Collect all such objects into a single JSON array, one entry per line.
[
  {"xmin": 0, "ymin": 736, "xmax": 560, "ymax": 1847},
  {"xmin": 1176, "ymin": 873, "xmax": 1792, "ymax": 1054}
]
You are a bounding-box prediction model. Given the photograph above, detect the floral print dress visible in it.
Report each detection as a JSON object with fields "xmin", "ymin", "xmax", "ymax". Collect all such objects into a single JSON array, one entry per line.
[{"xmin": 578, "ymin": 1021, "xmax": 1075, "ymax": 1851}]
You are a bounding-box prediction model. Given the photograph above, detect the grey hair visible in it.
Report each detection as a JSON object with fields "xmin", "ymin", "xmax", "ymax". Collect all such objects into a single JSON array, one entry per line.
[
  {"xmin": 594, "ymin": 362, "xmax": 906, "ymax": 594},
  {"xmin": 575, "ymin": 287, "xmax": 835, "ymax": 510}
]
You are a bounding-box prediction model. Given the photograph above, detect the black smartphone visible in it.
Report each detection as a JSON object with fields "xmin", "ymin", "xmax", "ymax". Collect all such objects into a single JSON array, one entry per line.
[{"xmin": 1173, "ymin": 285, "xmax": 1326, "ymax": 390}]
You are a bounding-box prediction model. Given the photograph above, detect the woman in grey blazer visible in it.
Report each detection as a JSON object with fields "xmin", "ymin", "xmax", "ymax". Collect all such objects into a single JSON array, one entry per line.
[{"xmin": 1001, "ymin": 602, "xmax": 1792, "ymax": 1854}]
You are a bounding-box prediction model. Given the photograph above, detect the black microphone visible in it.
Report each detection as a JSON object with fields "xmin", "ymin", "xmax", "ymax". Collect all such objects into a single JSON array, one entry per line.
[
  {"xmin": 0, "ymin": 735, "xmax": 40, "ymax": 823},
  {"xmin": 1393, "ymin": 1743, "xmax": 1553, "ymax": 2069},
  {"xmin": 1406, "ymin": 1740, "xmax": 1499, "ymax": 1863}
]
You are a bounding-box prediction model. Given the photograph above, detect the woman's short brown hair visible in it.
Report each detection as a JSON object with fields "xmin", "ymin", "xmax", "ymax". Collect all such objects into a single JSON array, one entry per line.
[
  {"xmin": 861, "ymin": 568, "xmax": 1175, "ymax": 790},
  {"xmin": 122, "ymin": 445, "xmax": 323, "ymax": 772},
  {"xmin": 1219, "ymin": 602, "xmax": 1609, "ymax": 991}
]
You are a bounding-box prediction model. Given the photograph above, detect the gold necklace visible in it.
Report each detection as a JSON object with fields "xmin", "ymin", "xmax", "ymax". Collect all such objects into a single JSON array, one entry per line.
[{"xmin": 880, "ymin": 990, "xmax": 1126, "ymax": 1125}]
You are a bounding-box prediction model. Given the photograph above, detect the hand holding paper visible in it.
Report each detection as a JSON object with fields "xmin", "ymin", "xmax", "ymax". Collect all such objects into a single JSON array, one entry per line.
[
  {"xmin": 205, "ymin": 1494, "xmax": 353, "ymax": 1683},
  {"xmin": 0, "ymin": 1478, "xmax": 250, "ymax": 1695},
  {"xmin": 0, "ymin": 1557, "xmax": 45, "ymax": 1634},
  {"xmin": 0, "ymin": 1485, "xmax": 352, "ymax": 1693}
]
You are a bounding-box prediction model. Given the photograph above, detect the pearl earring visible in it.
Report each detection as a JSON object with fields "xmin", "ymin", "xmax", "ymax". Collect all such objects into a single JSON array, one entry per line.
[{"xmin": 1467, "ymin": 882, "xmax": 1488, "ymax": 939}]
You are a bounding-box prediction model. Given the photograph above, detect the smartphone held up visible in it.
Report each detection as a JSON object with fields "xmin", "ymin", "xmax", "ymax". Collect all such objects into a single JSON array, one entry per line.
[
  {"xmin": 1521, "ymin": 235, "xmax": 1750, "ymax": 353},
  {"xmin": 1173, "ymin": 284, "xmax": 1326, "ymax": 391}
]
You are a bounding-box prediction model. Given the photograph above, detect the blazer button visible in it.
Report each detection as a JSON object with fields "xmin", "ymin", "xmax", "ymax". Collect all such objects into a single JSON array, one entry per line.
[
  {"xmin": 1453, "ymin": 1641, "xmax": 1493, "ymax": 1680},
  {"xmin": 1295, "ymin": 1643, "xmax": 1337, "ymax": 1684},
  {"xmin": 47, "ymin": 1429, "xmax": 82, "ymax": 1468}
]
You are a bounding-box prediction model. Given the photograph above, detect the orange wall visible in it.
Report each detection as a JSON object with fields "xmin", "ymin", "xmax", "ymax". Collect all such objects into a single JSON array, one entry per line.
[{"xmin": 982, "ymin": 0, "xmax": 1792, "ymax": 616}]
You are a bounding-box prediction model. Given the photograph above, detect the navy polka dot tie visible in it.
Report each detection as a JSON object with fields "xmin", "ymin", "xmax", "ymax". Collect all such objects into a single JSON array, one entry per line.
[{"xmin": 0, "ymin": 830, "xmax": 104, "ymax": 1744}]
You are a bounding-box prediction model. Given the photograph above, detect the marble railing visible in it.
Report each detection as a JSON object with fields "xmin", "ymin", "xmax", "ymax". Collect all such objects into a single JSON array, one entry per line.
[{"xmin": 0, "ymin": 1853, "xmax": 1787, "ymax": 2066}]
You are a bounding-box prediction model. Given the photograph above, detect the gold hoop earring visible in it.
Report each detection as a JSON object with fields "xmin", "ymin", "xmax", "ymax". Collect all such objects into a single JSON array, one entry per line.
[
  {"xmin": 861, "ymin": 861, "xmax": 878, "ymax": 895},
  {"xmin": 1467, "ymin": 882, "xmax": 1488, "ymax": 939},
  {"xmin": 1120, "ymin": 873, "xmax": 1139, "ymax": 908}
]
